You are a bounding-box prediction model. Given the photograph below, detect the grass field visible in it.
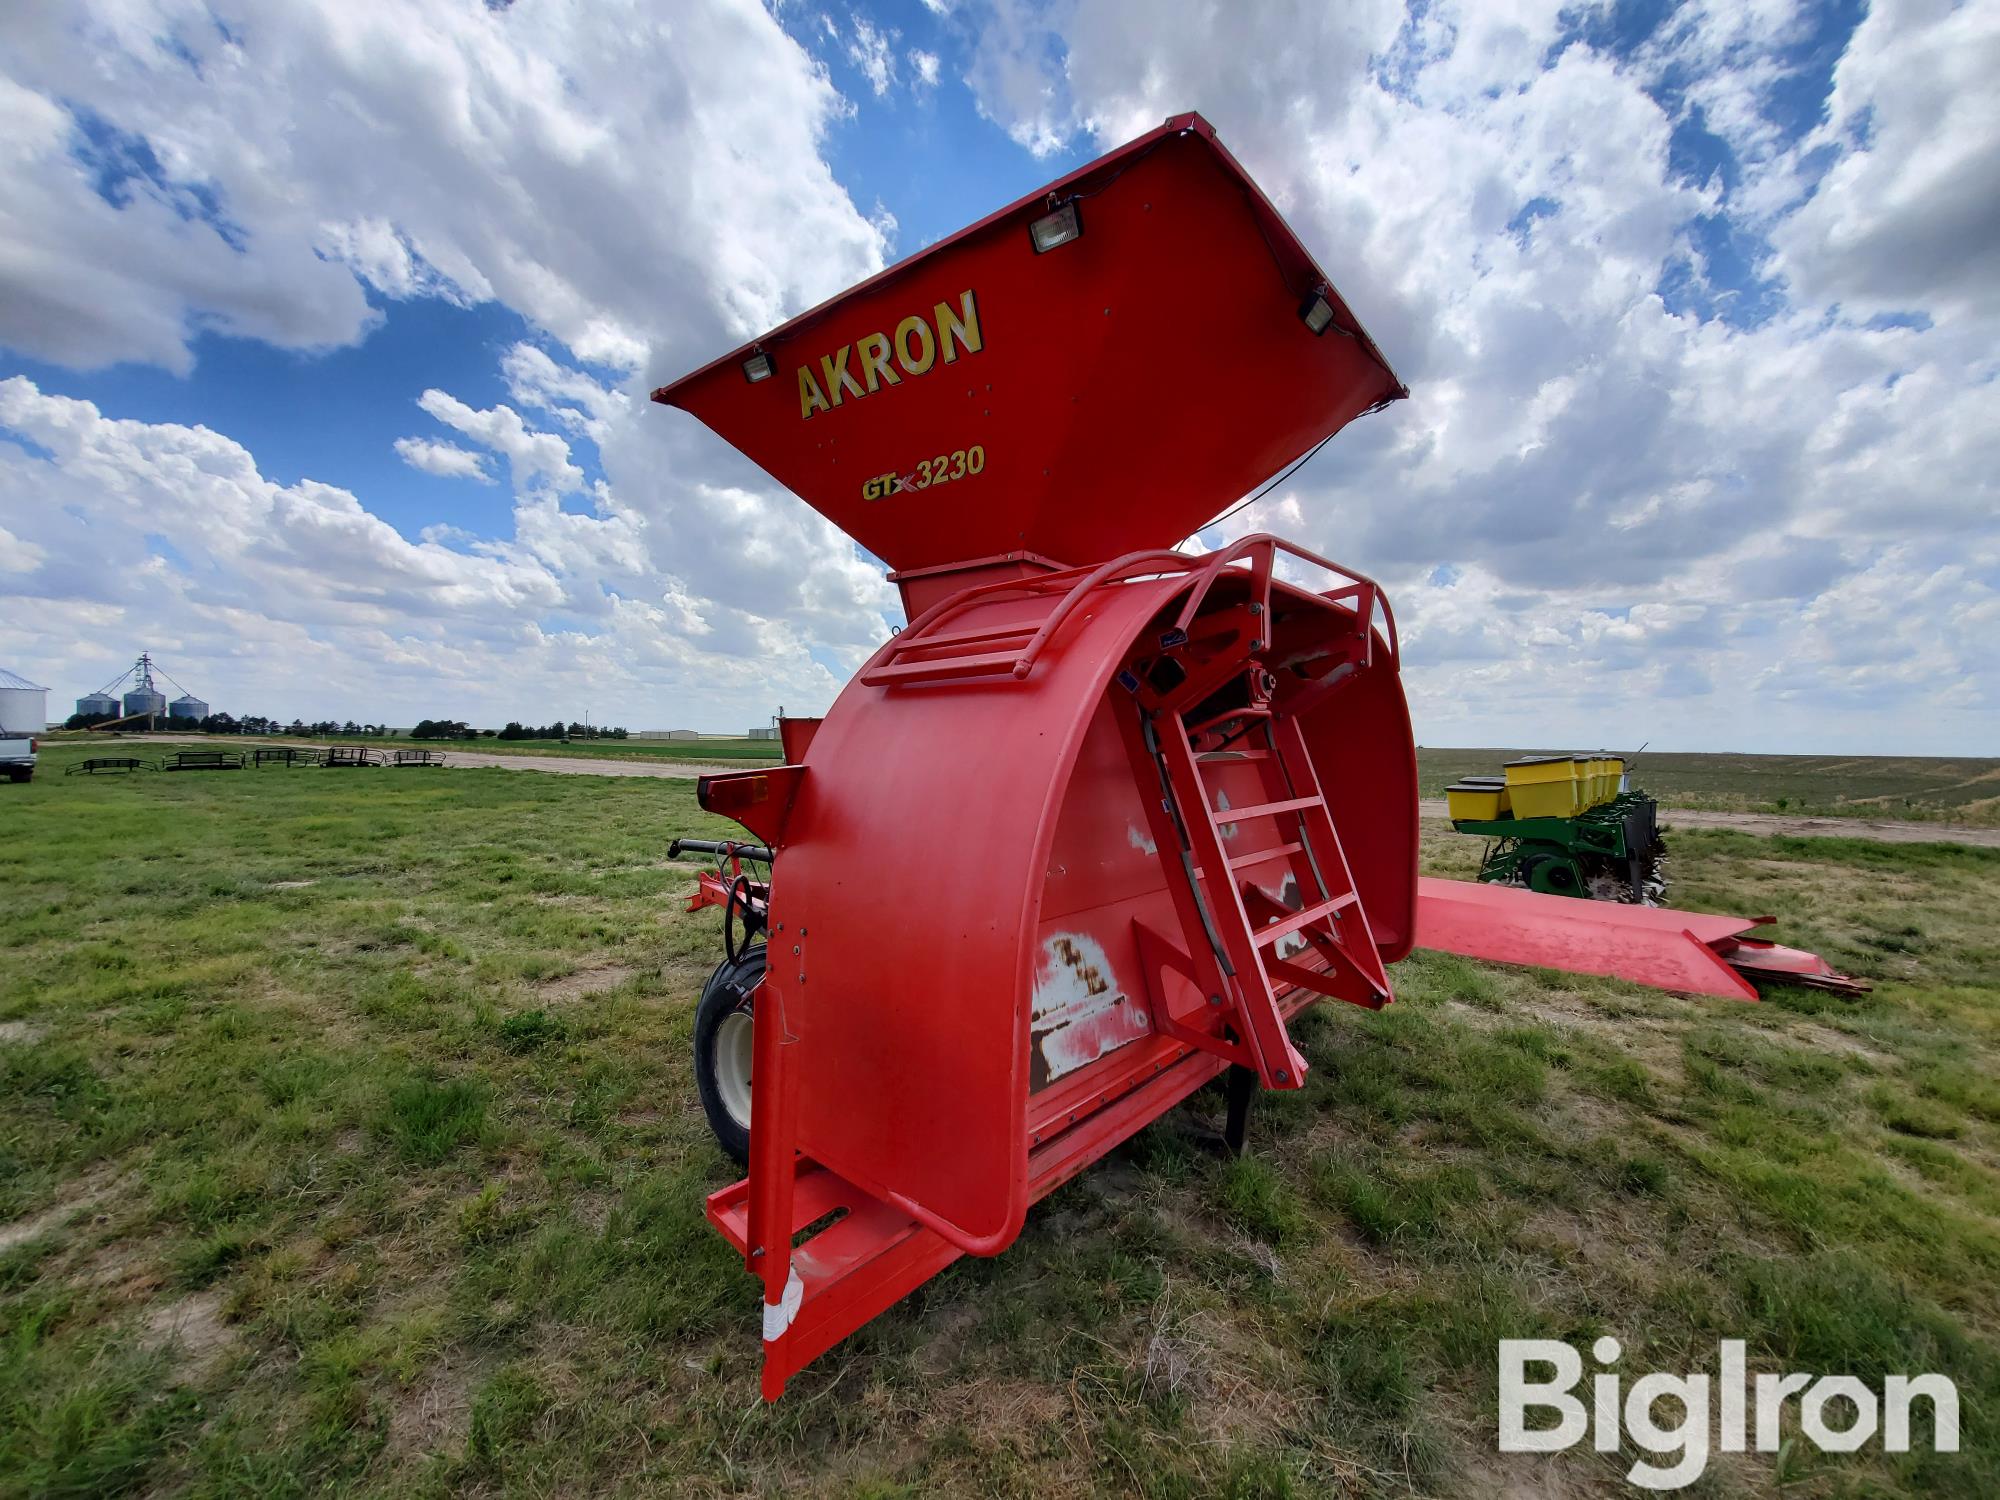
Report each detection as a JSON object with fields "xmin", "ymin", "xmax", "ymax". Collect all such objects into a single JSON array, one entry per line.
[
  {"xmin": 1417, "ymin": 749, "xmax": 2000, "ymax": 826},
  {"xmin": 46, "ymin": 732, "xmax": 783, "ymax": 765},
  {"xmin": 3, "ymin": 742, "xmax": 1997, "ymax": 1496}
]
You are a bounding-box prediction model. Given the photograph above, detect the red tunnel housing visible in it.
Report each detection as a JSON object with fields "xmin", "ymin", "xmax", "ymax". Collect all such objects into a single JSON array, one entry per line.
[{"xmin": 654, "ymin": 113, "xmax": 1416, "ymax": 1397}]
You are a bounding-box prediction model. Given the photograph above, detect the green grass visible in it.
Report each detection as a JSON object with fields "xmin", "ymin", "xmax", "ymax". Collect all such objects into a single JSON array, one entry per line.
[
  {"xmin": 1, "ymin": 741, "xmax": 1997, "ymax": 1495},
  {"xmin": 1417, "ymin": 747, "xmax": 2000, "ymax": 825}
]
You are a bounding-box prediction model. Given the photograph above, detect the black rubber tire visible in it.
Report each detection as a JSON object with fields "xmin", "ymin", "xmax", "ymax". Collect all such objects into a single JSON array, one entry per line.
[
  {"xmin": 6, "ymin": 768, "xmax": 29, "ymax": 784},
  {"xmin": 694, "ymin": 944, "xmax": 764, "ymax": 1165}
]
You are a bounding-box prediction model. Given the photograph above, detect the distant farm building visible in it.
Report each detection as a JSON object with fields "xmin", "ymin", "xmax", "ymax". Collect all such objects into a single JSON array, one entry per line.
[{"xmin": 1, "ymin": 667, "xmax": 49, "ymax": 734}]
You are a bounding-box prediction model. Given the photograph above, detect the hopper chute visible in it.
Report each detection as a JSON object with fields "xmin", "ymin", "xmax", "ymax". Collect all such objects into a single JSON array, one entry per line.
[{"xmin": 652, "ymin": 113, "xmax": 1404, "ymax": 574}]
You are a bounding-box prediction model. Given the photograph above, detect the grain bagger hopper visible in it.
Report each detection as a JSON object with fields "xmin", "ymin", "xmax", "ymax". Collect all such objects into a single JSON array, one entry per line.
[{"xmin": 654, "ymin": 113, "xmax": 1861, "ymax": 1399}]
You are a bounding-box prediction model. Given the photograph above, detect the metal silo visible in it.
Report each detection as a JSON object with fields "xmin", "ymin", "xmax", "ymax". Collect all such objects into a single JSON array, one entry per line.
[
  {"xmin": 121, "ymin": 652, "xmax": 167, "ymax": 720},
  {"xmin": 76, "ymin": 691, "xmax": 119, "ymax": 717},
  {"xmin": 0, "ymin": 667, "xmax": 48, "ymax": 735},
  {"xmin": 123, "ymin": 685, "xmax": 167, "ymax": 718},
  {"xmin": 169, "ymin": 695, "xmax": 209, "ymax": 721}
]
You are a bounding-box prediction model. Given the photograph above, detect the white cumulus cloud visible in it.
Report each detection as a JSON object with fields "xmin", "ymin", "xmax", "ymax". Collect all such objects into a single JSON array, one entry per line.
[
  {"xmin": 847, "ymin": 15, "xmax": 899, "ymax": 96},
  {"xmin": 415, "ymin": 390, "xmax": 585, "ymax": 495},
  {"xmin": 393, "ymin": 437, "xmax": 494, "ymax": 484}
]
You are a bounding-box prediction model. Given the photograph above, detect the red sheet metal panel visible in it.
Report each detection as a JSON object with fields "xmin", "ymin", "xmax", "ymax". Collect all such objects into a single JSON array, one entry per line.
[
  {"xmin": 1414, "ymin": 876, "xmax": 1762, "ymax": 1001},
  {"xmin": 1302, "ymin": 647, "xmax": 1419, "ymax": 960},
  {"xmin": 652, "ymin": 114, "xmax": 1403, "ymax": 573},
  {"xmin": 1718, "ymin": 937, "xmax": 1870, "ymax": 996},
  {"xmin": 750, "ymin": 555, "xmax": 1419, "ymax": 1257},
  {"xmin": 763, "ymin": 572, "xmax": 1187, "ymax": 1252}
]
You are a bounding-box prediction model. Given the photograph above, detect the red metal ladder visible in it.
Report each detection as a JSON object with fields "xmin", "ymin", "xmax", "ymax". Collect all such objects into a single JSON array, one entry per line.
[{"xmin": 1127, "ymin": 664, "xmax": 1392, "ymax": 1093}]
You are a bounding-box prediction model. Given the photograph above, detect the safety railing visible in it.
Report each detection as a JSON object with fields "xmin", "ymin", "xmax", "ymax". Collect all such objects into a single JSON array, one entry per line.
[{"xmin": 861, "ymin": 534, "xmax": 1395, "ymax": 688}]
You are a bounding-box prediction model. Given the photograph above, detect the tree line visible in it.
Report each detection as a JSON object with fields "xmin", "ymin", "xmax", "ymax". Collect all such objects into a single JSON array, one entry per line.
[
  {"xmin": 496, "ymin": 722, "xmax": 629, "ymax": 740},
  {"xmin": 62, "ymin": 709, "xmax": 627, "ymax": 741}
]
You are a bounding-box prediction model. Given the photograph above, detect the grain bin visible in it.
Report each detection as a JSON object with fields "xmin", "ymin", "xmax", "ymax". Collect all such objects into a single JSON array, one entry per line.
[
  {"xmin": 0, "ymin": 667, "xmax": 48, "ymax": 734},
  {"xmin": 122, "ymin": 685, "xmax": 166, "ymax": 719}
]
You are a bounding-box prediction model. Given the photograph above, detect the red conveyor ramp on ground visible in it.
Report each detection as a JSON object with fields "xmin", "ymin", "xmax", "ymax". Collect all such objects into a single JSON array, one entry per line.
[{"xmin": 1414, "ymin": 877, "xmax": 1867, "ymax": 1000}]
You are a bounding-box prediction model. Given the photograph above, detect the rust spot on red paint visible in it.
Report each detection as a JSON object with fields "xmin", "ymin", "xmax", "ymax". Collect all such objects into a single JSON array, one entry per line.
[{"xmin": 1030, "ymin": 931, "xmax": 1153, "ymax": 1092}]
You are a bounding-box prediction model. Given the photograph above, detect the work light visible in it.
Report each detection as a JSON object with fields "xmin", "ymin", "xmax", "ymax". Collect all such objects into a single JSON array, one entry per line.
[
  {"xmin": 1299, "ymin": 288, "xmax": 1338, "ymax": 335},
  {"xmin": 742, "ymin": 350, "xmax": 775, "ymax": 383},
  {"xmin": 1029, "ymin": 200, "xmax": 1082, "ymax": 254}
]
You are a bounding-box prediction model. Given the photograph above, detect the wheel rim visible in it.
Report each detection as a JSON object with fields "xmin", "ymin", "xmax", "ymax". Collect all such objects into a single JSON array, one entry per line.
[{"xmin": 715, "ymin": 1008, "xmax": 754, "ymax": 1130}]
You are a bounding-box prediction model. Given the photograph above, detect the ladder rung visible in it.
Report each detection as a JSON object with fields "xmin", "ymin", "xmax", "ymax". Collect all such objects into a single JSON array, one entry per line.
[
  {"xmin": 1227, "ymin": 841, "xmax": 1302, "ymax": 870},
  {"xmin": 888, "ymin": 621, "xmax": 1037, "ymax": 657},
  {"xmin": 1252, "ymin": 891, "xmax": 1358, "ymax": 946},
  {"xmin": 1187, "ymin": 705, "xmax": 1272, "ymax": 738},
  {"xmin": 862, "ymin": 649, "xmax": 1023, "ymax": 684},
  {"xmin": 1214, "ymin": 795, "xmax": 1320, "ymax": 823}
]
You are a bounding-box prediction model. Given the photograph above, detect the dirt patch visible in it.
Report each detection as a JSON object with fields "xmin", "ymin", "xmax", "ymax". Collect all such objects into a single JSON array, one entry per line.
[
  {"xmin": 269, "ymin": 879, "xmax": 317, "ymax": 889},
  {"xmin": 0, "ymin": 1202, "xmax": 74, "ymax": 1254},
  {"xmin": 1168, "ymin": 1300, "xmax": 1303, "ymax": 1447},
  {"xmin": 141, "ymin": 1288, "xmax": 240, "ymax": 1381},
  {"xmin": 386, "ymin": 1351, "xmax": 492, "ymax": 1461},
  {"xmin": 1478, "ymin": 1452, "xmax": 1617, "ymax": 1499},
  {"xmin": 0, "ymin": 1169, "xmax": 116, "ymax": 1253},
  {"xmin": 537, "ymin": 964, "xmax": 637, "ymax": 1003},
  {"xmin": 1784, "ymin": 1019, "xmax": 1891, "ymax": 1065},
  {"xmin": 897, "ymin": 1374, "xmax": 1085, "ymax": 1491},
  {"xmin": 77, "ymin": 1229, "xmax": 162, "ymax": 1299},
  {"xmin": 0, "ymin": 1019, "xmax": 46, "ymax": 1046}
]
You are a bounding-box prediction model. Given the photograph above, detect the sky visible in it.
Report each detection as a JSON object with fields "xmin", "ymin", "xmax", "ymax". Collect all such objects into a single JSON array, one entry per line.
[{"xmin": 0, "ymin": 0, "xmax": 1994, "ymax": 752}]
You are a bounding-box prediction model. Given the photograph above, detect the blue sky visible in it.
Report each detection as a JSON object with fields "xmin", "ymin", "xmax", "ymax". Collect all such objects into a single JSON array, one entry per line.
[{"xmin": 0, "ymin": 1, "xmax": 1994, "ymax": 750}]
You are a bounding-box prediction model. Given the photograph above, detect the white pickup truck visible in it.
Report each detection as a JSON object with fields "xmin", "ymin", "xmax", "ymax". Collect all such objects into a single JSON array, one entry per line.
[{"xmin": 0, "ymin": 731, "xmax": 33, "ymax": 783}]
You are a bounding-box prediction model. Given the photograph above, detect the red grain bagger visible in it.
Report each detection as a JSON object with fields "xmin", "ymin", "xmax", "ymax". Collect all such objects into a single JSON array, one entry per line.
[
  {"xmin": 655, "ymin": 112, "xmax": 1414, "ymax": 1398},
  {"xmin": 653, "ymin": 112, "xmax": 1854, "ymax": 1398}
]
